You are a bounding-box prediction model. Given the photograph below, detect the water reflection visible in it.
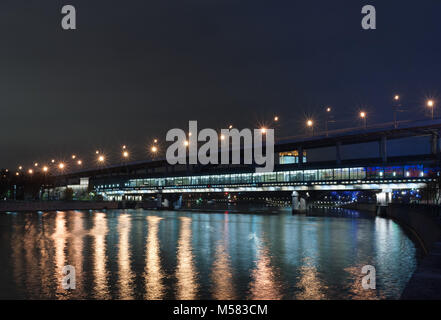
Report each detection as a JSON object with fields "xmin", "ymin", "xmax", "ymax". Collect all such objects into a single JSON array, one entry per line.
[
  {"xmin": 144, "ymin": 216, "xmax": 165, "ymax": 300},
  {"xmin": 92, "ymin": 212, "xmax": 110, "ymax": 299},
  {"xmin": 69, "ymin": 212, "xmax": 86, "ymax": 298},
  {"xmin": 176, "ymin": 216, "xmax": 199, "ymax": 299},
  {"xmin": 117, "ymin": 214, "xmax": 134, "ymax": 299},
  {"xmin": 53, "ymin": 212, "xmax": 67, "ymax": 299},
  {"xmin": 2, "ymin": 210, "xmax": 417, "ymax": 300},
  {"xmin": 343, "ymin": 265, "xmax": 383, "ymax": 300},
  {"xmin": 248, "ymin": 242, "xmax": 283, "ymax": 300},
  {"xmin": 211, "ymin": 217, "xmax": 236, "ymax": 300},
  {"xmin": 295, "ymin": 259, "xmax": 327, "ymax": 300}
]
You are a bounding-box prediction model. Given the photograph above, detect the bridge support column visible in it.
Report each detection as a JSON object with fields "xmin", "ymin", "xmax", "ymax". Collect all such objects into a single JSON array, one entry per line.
[
  {"xmin": 379, "ymin": 136, "xmax": 387, "ymax": 163},
  {"xmin": 156, "ymin": 194, "xmax": 163, "ymax": 209},
  {"xmin": 174, "ymin": 194, "xmax": 183, "ymax": 209},
  {"xmin": 431, "ymin": 131, "xmax": 440, "ymax": 155},
  {"xmin": 336, "ymin": 141, "xmax": 342, "ymax": 165},
  {"xmin": 292, "ymin": 191, "xmax": 307, "ymax": 214}
]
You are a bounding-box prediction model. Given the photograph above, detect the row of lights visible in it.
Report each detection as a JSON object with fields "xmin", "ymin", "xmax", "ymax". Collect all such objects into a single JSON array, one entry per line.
[
  {"xmin": 15, "ymin": 139, "xmax": 162, "ymax": 176},
  {"xmin": 9, "ymin": 96, "xmax": 438, "ymax": 174},
  {"xmin": 301, "ymin": 96, "xmax": 436, "ymax": 135}
]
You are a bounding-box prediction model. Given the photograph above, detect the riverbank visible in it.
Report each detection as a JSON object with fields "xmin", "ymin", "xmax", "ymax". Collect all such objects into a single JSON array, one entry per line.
[
  {"xmin": 0, "ymin": 201, "xmax": 119, "ymax": 212},
  {"xmin": 386, "ymin": 204, "xmax": 441, "ymax": 300}
]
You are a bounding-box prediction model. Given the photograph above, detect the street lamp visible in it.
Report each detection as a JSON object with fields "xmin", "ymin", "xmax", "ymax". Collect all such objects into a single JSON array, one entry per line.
[
  {"xmin": 393, "ymin": 95, "xmax": 400, "ymax": 128},
  {"xmin": 260, "ymin": 128, "xmax": 267, "ymax": 134},
  {"xmin": 360, "ymin": 111, "xmax": 367, "ymax": 129},
  {"xmin": 98, "ymin": 155, "xmax": 105, "ymax": 163},
  {"xmin": 274, "ymin": 116, "xmax": 279, "ymax": 122},
  {"xmin": 58, "ymin": 163, "xmax": 65, "ymax": 170},
  {"xmin": 77, "ymin": 160, "xmax": 82, "ymax": 165},
  {"xmin": 151, "ymin": 146, "xmax": 158, "ymax": 153},
  {"xmin": 306, "ymin": 119, "xmax": 314, "ymax": 136},
  {"xmin": 43, "ymin": 166, "xmax": 48, "ymax": 173},
  {"xmin": 325, "ymin": 107, "xmax": 332, "ymax": 136},
  {"xmin": 427, "ymin": 100, "xmax": 435, "ymax": 120}
]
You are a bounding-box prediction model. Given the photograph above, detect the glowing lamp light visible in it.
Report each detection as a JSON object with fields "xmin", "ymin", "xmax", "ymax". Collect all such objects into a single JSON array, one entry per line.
[
  {"xmin": 427, "ymin": 100, "xmax": 434, "ymax": 107},
  {"xmin": 58, "ymin": 163, "xmax": 65, "ymax": 169},
  {"xmin": 306, "ymin": 120, "xmax": 314, "ymax": 127},
  {"xmin": 151, "ymin": 146, "xmax": 158, "ymax": 153},
  {"xmin": 77, "ymin": 160, "xmax": 82, "ymax": 165},
  {"xmin": 360, "ymin": 111, "xmax": 366, "ymax": 118},
  {"xmin": 274, "ymin": 116, "xmax": 279, "ymax": 122},
  {"xmin": 98, "ymin": 155, "xmax": 105, "ymax": 162},
  {"xmin": 28, "ymin": 169, "xmax": 33, "ymax": 174},
  {"xmin": 43, "ymin": 166, "xmax": 48, "ymax": 172},
  {"xmin": 260, "ymin": 128, "xmax": 267, "ymax": 134},
  {"xmin": 123, "ymin": 151, "xmax": 129, "ymax": 158},
  {"xmin": 184, "ymin": 140, "xmax": 189, "ymax": 147}
]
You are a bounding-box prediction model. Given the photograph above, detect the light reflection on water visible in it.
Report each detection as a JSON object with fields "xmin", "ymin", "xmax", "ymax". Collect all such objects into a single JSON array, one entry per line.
[{"xmin": 0, "ymin": 209, "xmax": 417, "ymax": 300}]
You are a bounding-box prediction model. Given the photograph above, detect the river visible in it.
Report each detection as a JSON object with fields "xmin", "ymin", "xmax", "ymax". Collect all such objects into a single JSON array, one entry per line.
[{"xmin": 0, "ymin": 208, "xmax": 418, "ymax": 299}]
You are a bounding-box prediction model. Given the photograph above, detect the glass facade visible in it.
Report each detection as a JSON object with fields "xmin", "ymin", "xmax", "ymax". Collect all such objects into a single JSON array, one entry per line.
[{"xmin": 92, "ymin": 164, "xmax": 435, "ymax": 191}]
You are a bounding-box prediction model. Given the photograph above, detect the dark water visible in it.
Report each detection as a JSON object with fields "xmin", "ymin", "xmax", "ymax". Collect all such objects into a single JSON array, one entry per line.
[{"xmin": 0, "ymin": 209, "xmax": 417, "ymax": 300}]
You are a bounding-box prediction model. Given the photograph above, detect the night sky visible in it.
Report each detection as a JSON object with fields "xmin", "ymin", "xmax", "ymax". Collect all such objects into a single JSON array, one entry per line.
[{"xmin": 1, "ymin": 0, "xmax": 441, "ymax": 168}]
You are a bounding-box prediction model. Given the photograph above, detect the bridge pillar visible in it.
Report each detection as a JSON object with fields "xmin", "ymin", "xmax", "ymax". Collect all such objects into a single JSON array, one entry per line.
[
  {"xmin": 376, "ymin": 189, "xmax": 392, "ymax": 206},
  {"xmin": 156, "ymin": 194, "xmax": 163, "ymax": 209},
  {"xmin": 379, "ymin": 136, "xmax": 387, "ymax": 163},
  {"xmin": 174, "ymin": 194, "xmax": 183, "ymax": 209},
  {"xmin": 336, "ymin": 141, "xmax": 342, "ymax": 165},
  {"xmin": 292, "ymin": 191, "xmax": 307, "ymax": 213},
  {"xmin": 431, "ymin": 131, "xmax": 440, "ymax": 154},
  {"xmin": 438, "ymin": 129, "xmax": 441, "ymax": 155}
]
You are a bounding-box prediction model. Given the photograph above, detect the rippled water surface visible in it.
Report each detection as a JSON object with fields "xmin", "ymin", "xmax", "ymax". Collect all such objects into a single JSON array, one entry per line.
[{"xmin": 0, "ymin": 209, "xmax": 417, "ymax": 299}]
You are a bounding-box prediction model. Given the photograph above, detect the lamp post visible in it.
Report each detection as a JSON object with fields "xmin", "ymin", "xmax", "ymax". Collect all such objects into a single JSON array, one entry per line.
[
  {"xmin": 427, "ymin": 100, "xmax": 435, "ymax": 120},
  {"xmin": 306, "ymin": 119, "xmax": 314, "ymax": 136},
  {"xmin": 325, "ymin": 107, "xmax": 332, "ymax": 136},
  {"xmin": 393, "ymin": 95, "xmax": 400, "ymax": 128},
  {"xmin": 360, "ymin": 111, "xmax": 367, "ymax": 129}
]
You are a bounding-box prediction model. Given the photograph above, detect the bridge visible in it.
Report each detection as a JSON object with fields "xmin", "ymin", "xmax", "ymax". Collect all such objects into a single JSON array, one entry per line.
[{"xmin": 52, "ymin": 119, "xmax": 441, "ymax": 210}]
